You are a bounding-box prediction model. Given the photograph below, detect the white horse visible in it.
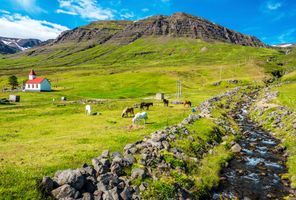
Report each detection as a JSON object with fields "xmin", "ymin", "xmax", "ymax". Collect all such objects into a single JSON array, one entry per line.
[
  {"xmin": 85, "ymin": 105, "xmax": 91, "ymax": 115},
  {"xmin": 132, "ymin": 112, "xmax": 148, "ymax": 124}
]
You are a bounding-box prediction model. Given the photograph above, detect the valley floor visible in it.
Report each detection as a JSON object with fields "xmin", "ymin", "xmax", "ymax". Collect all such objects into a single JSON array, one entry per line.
[
  {"xmin": 0, "ymin": 83, "xmax": 231, "ymax": 199},
  {"xmin": 1, "ymin": 80, "xmax": 296, "ymax": 199}
]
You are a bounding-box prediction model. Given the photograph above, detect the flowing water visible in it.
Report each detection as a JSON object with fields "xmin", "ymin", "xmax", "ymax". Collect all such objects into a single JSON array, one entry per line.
[{"xmin": 211, "ymin": 100, "xmax": 291, "ymax": 199}]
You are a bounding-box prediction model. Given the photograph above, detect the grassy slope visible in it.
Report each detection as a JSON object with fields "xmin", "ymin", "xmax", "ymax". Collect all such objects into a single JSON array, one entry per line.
[
  {"xmin": 273, "ymin": 71, "xmax": 296, "ymax": 110},
  {"xmin": 0, "ymin": 38, "xmax": 295, "ymax": 199},
  {"xmin": 0, "ymin": 37, "xmax": 281, "ymax": 76}
]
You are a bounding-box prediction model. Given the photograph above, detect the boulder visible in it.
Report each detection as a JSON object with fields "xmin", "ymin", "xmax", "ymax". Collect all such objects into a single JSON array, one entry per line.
[
  {"xmin": 128, "ymin": 147, "xmax": 137, "ymax": 154},
  {"xmin": 93, "ymin": 190, "xmax": 104, "ymax": 200},
  {"xmin": 97, "ymin": 182, "xmax": 108, "ymax": 192},
  {"xmin": 97, "ymin": 173, "xmax": 114, "ymax": 186},
  {"xmin": 51, "ymin": 184, "xmax": 80, "ymax": 199},
  {"xmin": 124, "ymin": 154, "xmax": 136, "ymax": 164},
  {"xmin": 151, "ymin": 133, "xmax": 168, "ymax": 142},
  {"xmin": 40, "ymin": 176, "xmax": 56, "ymax": 194},
  {"xmin": 84, "ymin": 177, "xmax": 97, "ymax": 193},
  {"xmin": 146, "ymin": 139, "xmax": 163, "ymax": 149},
  {"xmin": 102, "ymin": 187, "xmax": 120, "ymax": 200},
  {"xmin": 111, "ymin": 163, "xmax": 124, "ymax": 176},
  {"xmin": 131, "ymin": 168, "xmax": 145, "ymax": 180},
  {"xmin": 112, "ymin": 152, "xmax": 123, "ymax": 159},
  {"xmin": 54, "ymin": 169, "xmax": 86, "ymax": 190},
  {"xmin": 124, "ymin": 144, "xmax": 135, "ymax": 151},
  {"xmin": 92, "ymin": 158, "xmax": 110, "ymax": 175},
  {"xmin": 231, "ymin": 143, "xmax": 242, "ymax": 153},
  {"xmin": 82, "ymin": 192, "xmax": 94, "ymax": 200},
  {"xmin": 101, "ymin": 150, "xmax": 109, "ymax": 158},
  {"xmin": 80, "ymin": 164, "xmax": 96, "ymax": 177},
  {"xmin": 120, "ymin": 187, "xmax": 133, "ymax": 200}
]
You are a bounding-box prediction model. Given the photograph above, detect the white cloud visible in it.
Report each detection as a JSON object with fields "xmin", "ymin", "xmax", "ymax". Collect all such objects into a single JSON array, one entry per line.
[
  {"xmin": 141, "ymin": 8, "xmax": 149, "ymax": 12},
  {"xmin": 267, "ymin": 2, "xmax": 282, "ymax": 10},
  {"xmin": 57, "ymin": 0, "xmax": 114, "ymax": 20},
  {"xmin": 0, "ymin": 13, "xmax": 69, "ymax": 41},
  {"xmin": 56, "ymin": 9, "xmax": 77, "ymax": 16},
  {"xmin": 14, "ymin": 0, "xmax": 45, "ymax": 13}
]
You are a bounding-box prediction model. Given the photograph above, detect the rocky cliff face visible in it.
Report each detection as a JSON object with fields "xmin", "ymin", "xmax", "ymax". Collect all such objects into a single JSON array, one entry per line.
[
  {"xmin": 53, "ymin": 21, "xmax": 132, "ymax": 44},
  {"xmin": 111, "ymin": 13, "xmax": 266, "ymax": 47},
  {"xmin": 54, "ymin": 13, "xmax": 267, "ymax": 48}
]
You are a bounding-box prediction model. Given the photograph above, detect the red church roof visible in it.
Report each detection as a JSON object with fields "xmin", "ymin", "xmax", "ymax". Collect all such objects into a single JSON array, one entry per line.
[
  {"xmin": 29, "ymin": 69, "xmax": 36, "ymax": 75},
  {"xmin": 26, "ymin": 77, "xmax": 45, "ymax": 84}
]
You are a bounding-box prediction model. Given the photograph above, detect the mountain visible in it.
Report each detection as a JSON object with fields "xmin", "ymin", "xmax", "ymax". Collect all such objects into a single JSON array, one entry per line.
[
  {"xmin": 52, "ymin": 12, "xmax": 267, "ymax": 48},
  {"xmin": 0, "ymin": 36, "xmax": 42, "ymax": 54},
  {"xmin": 0, "ymin": 12, "xmax": 278, "ymax": 72},
  {"xmin": 0, "ymin": 40, "xmax": 18, "ymax": 54}
]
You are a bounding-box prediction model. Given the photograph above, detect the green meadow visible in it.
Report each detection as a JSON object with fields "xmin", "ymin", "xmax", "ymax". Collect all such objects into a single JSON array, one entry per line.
[{"xmin": 0, "ymin": 37, "xmax": 295, "ymax": 199}]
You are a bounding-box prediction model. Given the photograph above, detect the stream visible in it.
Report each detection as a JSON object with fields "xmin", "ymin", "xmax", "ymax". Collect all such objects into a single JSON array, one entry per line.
[{"xmin": 211, "ymin": 96, "xmax": 291, "ymax": 199}]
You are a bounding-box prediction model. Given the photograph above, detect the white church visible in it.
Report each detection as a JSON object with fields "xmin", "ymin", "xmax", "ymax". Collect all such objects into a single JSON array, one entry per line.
[{"xmin": 24, "ymin": 69, "xmax": 51, "ymax": 92}]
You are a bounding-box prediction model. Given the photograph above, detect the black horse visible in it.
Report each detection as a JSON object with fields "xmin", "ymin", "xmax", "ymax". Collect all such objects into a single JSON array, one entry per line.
[
  {"xmin": 163, "ymin": 99, "xmax": 169, "ymax": 107},
  {"xmin": 184, "ymin": 100, "xmax": 192, "ymax": 107},
  {"xmin": 140, "ymin": 102, "xmax": 153, "ymax": 110}
]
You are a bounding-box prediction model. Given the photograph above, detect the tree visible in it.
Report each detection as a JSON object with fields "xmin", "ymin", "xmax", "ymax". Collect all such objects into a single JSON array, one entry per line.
[{"xmin": 8, "ymin": 75, "xmax": 18, "ymax": 89}]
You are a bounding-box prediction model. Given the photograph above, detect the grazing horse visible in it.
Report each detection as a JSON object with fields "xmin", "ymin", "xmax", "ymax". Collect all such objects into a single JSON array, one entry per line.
[
  {"xmin": 85, "ymin": 105, "xmax": 91, "ymax": 115},
  {"xmin": 121, "ymin": 107, "xmax": 134, "ymax": 118},
  {"xmin": 140, "ymin": 102, "xmax": 153, "ymax": 110},
  {"xmin": 163, "ymin": 99, "xmax": 169, "ymax": 107},
  {"xmin": 184, "ymin": 100, "xmax": 192, "ymax": 108},
  {"xmin": 132, "ymin": 112, "xmax": 148, "ymax": 124}
]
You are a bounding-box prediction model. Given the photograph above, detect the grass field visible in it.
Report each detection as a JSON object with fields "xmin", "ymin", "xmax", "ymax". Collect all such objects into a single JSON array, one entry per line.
[
  {"xmin": 271, "ymin": 72, "xmax": 296, "ymax": 110},
  {"xmin": 0, "ymin": 65, "xmax": 239, "ymax": 199},
  {"xmin": 0, "ymin": 37, "xmax": 296, "ymax": 199}
]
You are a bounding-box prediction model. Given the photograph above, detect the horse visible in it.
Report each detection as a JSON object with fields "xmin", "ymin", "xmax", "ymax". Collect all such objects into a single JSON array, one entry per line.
[
  {"xmin": 163, "ymin": 99, "xmax": 169, "ymax": 107},
  {"xmin": 184, "ymin": 100, "xmax": 192, "ymax": 107},
  {"xmin": 121, "ymin": 107, "xmax": 134, "ymax": 118},
  {"xmin": 140, "ymin": 102, "xmax": 153, "ymax": 110},
  {"xmin": 85, "ymin": 105, "xmax": 91, "ymax": 115},
  {"xmin": 132, "ymin": 112, "xmax": 148, "ymax": 124}
]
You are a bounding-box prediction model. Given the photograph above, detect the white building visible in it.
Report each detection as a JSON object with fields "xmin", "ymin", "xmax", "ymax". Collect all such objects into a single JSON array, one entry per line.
[{"xmin": 24, "ymin": 69, "xmax": 51, "ymax": 92}]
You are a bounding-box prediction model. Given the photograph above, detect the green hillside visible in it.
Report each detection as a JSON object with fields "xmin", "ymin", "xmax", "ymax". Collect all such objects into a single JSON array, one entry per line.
[
  {"xmin": 0, "ymin": 37, "xmax": 292, "ymax": 89},
  {"xmin": 0, "ymin": 36, "xmax": 296, "ymax": 199}
]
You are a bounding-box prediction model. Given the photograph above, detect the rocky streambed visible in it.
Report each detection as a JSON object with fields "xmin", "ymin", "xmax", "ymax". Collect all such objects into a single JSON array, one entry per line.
[{"xmin": 212, "ymin": 91, "xmax": 291, "ymax": 199}]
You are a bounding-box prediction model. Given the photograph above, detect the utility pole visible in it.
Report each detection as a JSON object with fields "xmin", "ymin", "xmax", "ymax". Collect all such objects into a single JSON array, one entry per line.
[
  {"xmin": 176, "ymin": 80, "xmax": 182, "ymax": 98},
  {"xmin": 219, "ymin": 66, "xmax": 223, "ymax": 81}
]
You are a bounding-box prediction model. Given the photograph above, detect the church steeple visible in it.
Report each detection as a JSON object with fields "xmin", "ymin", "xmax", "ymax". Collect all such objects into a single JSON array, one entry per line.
[{"xmin": 29, "ymin": 69, "xmax": 36, "ymax": 80}]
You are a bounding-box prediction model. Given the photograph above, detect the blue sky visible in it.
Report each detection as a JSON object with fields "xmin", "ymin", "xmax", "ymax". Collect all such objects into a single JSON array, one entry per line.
[{"xmin": 0, "ymin": 0, "xmax": 295, "ymax": 44}]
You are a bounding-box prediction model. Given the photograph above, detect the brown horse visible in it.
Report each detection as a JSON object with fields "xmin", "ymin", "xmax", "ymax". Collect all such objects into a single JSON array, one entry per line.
[
  {"xmin": 140, "ymin": 102, "xmax": 153, "ymax": 110},
  {"xmin": 121, "ymin": 107, "xmax": 134, "ymax": 118},
  {"xmin": 184, "ymin": 100, "xmax": 192, "ymax": 107},
  {"xmin": 163, "ymin": 99, "xmax": 169, "ymax": 107}
]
